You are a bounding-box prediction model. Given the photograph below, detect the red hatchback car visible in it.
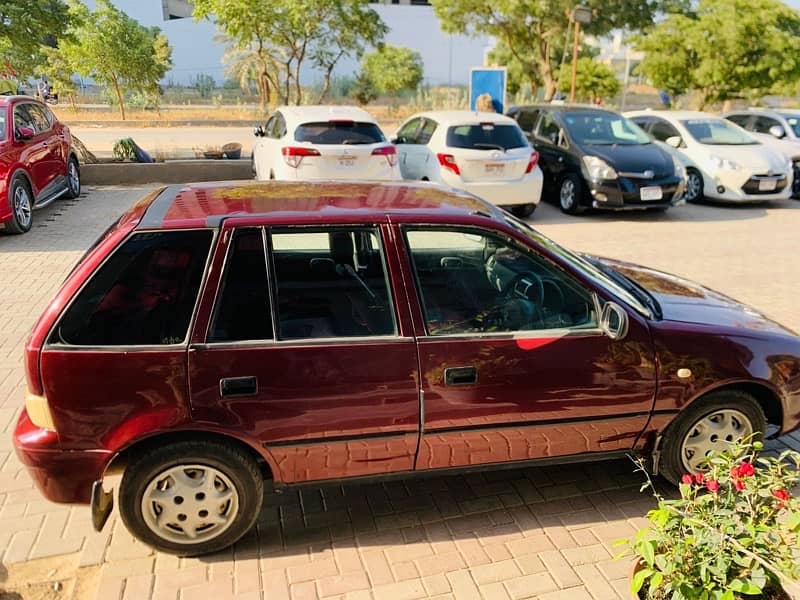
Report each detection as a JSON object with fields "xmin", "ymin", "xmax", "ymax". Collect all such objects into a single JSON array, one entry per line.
[
  {"xmin": 14, "ymin": 181, "xmax": 800, "ymax": 555},
  {"xmin": 0, "ymin": 95, "xmax": 81, "ymax": 234}
]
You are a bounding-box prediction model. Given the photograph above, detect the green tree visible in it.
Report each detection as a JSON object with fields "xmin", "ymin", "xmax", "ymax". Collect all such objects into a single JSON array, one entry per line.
[
  {"xmin": 194, "ymin": 73, "xmax": 216, "ymax": 98},
  {"xmin": 557, "ymin": 58, "xmax": 621, "ymax": 103},
  {"xmin": 0, "ymin": 0, "xmax": 69, "ymax": 79},
  {"xmin": 351, "ymin": 71, "xmax": 377, "ymax": 105},
  {"xmin": 192, "ymin": 0, "xmax": 386, "ymax": 107},
  {"xmin": 43, "ymin": 46, "xmax": 79, "ymax": 108},
  {"xmin": 431, "ymin": 0, "xmax": 685, "ymax": 101},
  {"xmin": 636, "ymin": 0, "xmax": 800, "ymax": 108},
  {"xmin": 361, "ymin": 45, "xmax": 424, "ymax": 97},
  {"xmin": 59, "ymin": 0, "xmax": 172, "ymax": 120}
]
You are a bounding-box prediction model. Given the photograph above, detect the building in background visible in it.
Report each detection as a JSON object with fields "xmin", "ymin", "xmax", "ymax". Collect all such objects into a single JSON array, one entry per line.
[{"xmin": 82, "ymin": 0, "xmax": 491, "ymax": 87}]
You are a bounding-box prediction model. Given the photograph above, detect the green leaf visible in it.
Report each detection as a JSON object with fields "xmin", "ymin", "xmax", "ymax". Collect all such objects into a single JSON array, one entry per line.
[
  {"xmin": 640, "ymin": 540, "xmax": 656, "ymax": 567},
  {"xmin": 631, "ymin": 567, "xmax": 653, "ymax": 593},
  {"xmin": 720, "ymin": 591, "xmax": 735, "ymax": 600},
  {"xmin": 729, "ymin": 579, "xmax": 762, "ymax": 595}
]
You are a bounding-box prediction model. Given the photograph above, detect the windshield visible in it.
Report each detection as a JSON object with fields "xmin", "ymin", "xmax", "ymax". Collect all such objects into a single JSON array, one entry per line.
[
  {"xmin": 680, "ymin": 119, "xmax": 757, "ymax": 145},
  {"xmin": 502, "ymin": 213, "xmax": 654, "ymax": 317},
  {"xmin": 294, "ymin": 121, "xmax": 385, "ymax": 145},
  {"xmin": 446, "ymin": 123, "xmax": 528, "ymax": 150},
  {"xmin": 562, "ymin": 112, "xmax": 651, "ymax": 146},
  {"xmin": 782, "ymin": 114, "xmax": 800, "ymax": 137}
]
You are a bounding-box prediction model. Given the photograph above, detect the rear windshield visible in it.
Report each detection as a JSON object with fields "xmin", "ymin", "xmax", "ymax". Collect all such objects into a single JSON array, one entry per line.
[
  {"xmin": 446, "ymin": 124, "xmax": 528, "ymax": 151},
  {"xmin": 294, "ymin": 121, "xmax": 385, "ymax": 145}
]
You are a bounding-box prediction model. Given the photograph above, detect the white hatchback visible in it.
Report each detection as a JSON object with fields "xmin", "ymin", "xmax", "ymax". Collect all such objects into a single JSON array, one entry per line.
[
  {"xmin": 393, "ymin": 111, "xmax": 543, "ymax": 218},
  {"xmin": 626, "ymin": 110, "xmax": 793, "ymax": 203},
  {"xmin": 252, "ymin": 105, "xmax": 400, "ymax": 181}
]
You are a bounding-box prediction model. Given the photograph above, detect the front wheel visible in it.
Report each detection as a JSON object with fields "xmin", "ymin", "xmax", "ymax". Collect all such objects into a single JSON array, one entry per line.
[
  {"xmin": 658, "ymin": 390, "xmax": 766, "ymax": 485},
  {"xmin": 683, "ymin": 168, "xmax": 704, "ymax": 203},
  {"xmin": 559, "ymin": 174, "xmax": 585, "ymax": 215},
  {"xmin": 509, "ymin": 203, "xmax": 537, "ymax": 218},
  {"xmin": 5, "ymin": 176, "xmax": 33, "ymax": 234},
  {"xmin": 119, "ymin": 440, "xmax": 264, "ymax": 556}
]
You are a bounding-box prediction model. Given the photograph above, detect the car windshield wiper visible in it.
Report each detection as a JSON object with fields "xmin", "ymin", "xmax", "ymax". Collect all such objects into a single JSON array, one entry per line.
[
  {"xmin": 473, "ymin": 143, "xmax": 506, "ymax": 151},
  {"xmin": 340, "ymin": 139, "xmax": 371, "ymax": 145}
]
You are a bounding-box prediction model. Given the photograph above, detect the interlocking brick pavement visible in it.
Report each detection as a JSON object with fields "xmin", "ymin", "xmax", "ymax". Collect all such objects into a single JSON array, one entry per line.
[{"xmin": 1, "ymin": 189, "xmax": 799, "ymax": 599}]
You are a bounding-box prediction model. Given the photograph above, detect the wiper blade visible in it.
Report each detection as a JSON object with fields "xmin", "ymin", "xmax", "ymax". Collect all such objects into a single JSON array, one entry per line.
[{"xmin": 473, "ymin": 143, "xmax": 506, "ymax": 151}]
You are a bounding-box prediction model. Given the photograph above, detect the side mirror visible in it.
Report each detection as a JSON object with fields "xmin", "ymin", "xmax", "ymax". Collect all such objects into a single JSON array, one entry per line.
[
  {"xmin": 16, "ymin": 126, "xmax": 35, "ymax": 141},
  {"xmin": 768, "ymin": 125, "xmax": 786, "ymax": 139},
  {"xmin": 665, "ymin": 135, "xmax": 682, "ymax": 149},
  {"xmin": 254, "ymin": 126, "xmax": 264, "ymax": 137},
  {"xmin": 600, "ymin": 301, "xmax": 629, "ymax": 340}
]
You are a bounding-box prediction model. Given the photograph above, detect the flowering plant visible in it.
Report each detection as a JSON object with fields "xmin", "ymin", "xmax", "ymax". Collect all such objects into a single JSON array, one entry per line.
[{"xmin": 624, "ymin": 441, "xmax": 800, "ymax": 599}]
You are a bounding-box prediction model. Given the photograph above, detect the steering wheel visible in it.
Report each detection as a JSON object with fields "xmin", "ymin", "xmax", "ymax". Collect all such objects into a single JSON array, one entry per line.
[{"xmin": 501, "ymin": 271, "xmax": 544, "ymax": 306}]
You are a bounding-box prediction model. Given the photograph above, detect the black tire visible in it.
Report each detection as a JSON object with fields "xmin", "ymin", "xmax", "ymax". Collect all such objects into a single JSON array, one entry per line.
[
  {"xmin": 65, "ymin": 156, "xmax": 81, "ymax": 199},
  {"xmin": 658, "ymin": 390, "xmax": 766, "ymax": 486},
  {"xmin": 119, "ymin": 440, "xmax": 263, "ymax": 556},
  {"xmin": 683, "ymin": 168, "xmax": 704, "ymax": 203},
  {"xmin": 558, "ymin": 174, "xmax": 585, "ymax": 215},
  {"xmin": 5, "ymin": 175, "xmax": 33, "ymax": 234},
  {"xmin": 509, "ymin": 204, "xmax": 537, "ymax": 218}
]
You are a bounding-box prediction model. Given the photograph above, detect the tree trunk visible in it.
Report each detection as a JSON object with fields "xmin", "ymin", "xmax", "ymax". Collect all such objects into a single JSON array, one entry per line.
[
  {"xmin": 111, "ymin": 76, "xmax": 125, "ymax": 121},
  {"xmin": 317, "ymin": 50, "xmax": 345, "ymax": 103}
]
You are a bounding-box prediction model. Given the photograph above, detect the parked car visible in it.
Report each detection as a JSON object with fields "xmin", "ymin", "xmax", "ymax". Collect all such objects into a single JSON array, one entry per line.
[
  {"xmin": 251, "ymin": 105, "xmax": 399, "ymax": 182},
  {"xmin": 627, "ymin": 110, "xmax": 793, "ymax": 204},
  {"xmin": 393, "ymin": 110, "xmax": 542, "ymax": 218},
  {"xmin": 722, "ymin": 108, "xmax": 800, "ymax": 197},
  {"xmin": 14, "ymin": 181, "xmax": 800, "ymax": 556},
  {"xmin": 0, "ymin": 95, "xmax": 81, "ymax": 234},
  {"xmin": 507, "ymin": 104, "xmax": 685, "ymax": 215}
]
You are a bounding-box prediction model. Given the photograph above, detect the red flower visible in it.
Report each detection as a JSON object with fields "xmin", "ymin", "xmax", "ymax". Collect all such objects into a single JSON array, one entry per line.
[
  {"xmin": 773, "ymin": 489, "xmax": 791, "ymax": 508},
  {"xmin": 682, "ymin": 474, "xmax": 694, "ymax": 485},
  {"xmin": 738, "ymin": 462, "xmax": 755, "ymax": 477},
  {"xmin": 734, "ymin": 479, "xmax": 746, "ymax": 491},
  {"xmin": 694, "ymin": 472, "xmax": 705, "ymax": 485},
  {"xmin": 706, "ymin": 480, "xmax": 720, "ymax": 492}
]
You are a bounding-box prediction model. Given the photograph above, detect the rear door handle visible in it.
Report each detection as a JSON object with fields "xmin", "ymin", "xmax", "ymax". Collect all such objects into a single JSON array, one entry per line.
[
  {"xmin": 444, "ymin": 366, "xmax": 477, "ymax": 386},
  {"xmin": 220, "ymin": 376, "xmax": 258, "ymax": 397}
]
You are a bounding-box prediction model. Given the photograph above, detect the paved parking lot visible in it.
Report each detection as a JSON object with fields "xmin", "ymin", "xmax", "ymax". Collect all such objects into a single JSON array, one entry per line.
[{"xmin": 1, "ymin": 188, "xmax": 799, "ymax": 600}]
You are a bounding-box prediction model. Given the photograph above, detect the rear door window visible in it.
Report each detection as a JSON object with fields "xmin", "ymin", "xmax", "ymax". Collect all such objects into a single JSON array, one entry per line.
[
  {"xmin": 446, "ymin": 123, "xmax": 528, "ymax": 150},
  {"xmin": 294, "ymin": 121, "xmax": 385, "ymax": 145},
  {"xmin": 269, "ymin": 227, "xmax": 396, "ymax": 339},
  {"xmin": 52, "ymin": 230, "xmax": 213, "ymax": 346}
]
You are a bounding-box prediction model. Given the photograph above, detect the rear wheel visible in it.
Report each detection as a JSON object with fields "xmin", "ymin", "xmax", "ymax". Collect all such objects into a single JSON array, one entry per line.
[
  {"xmin": 509, "ymin": 204, "xmax": 537, "ymax": 218},
  {"xmin": 119, "ymin": 440, "xmax": 263, "ymax": 556},
  {"xmin": 559, "ymin": 174, "xmax": 585, "ymax": 215},
  {"xmin": 658, "ymin": 390, "xmax": 766, "ymax": 485},
  {"xmin": 65, "ymin": 157, "xmax": 81, "ymax": 199},
  {"xmin": 5, "ymin": 176, "xmax": 33, "ymax": 234}
]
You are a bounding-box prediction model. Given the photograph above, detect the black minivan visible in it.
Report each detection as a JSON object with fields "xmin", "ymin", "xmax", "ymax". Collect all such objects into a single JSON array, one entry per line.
[{"xmin": 507, "ymin": 105, "xmax": 686, "ymax": 215}]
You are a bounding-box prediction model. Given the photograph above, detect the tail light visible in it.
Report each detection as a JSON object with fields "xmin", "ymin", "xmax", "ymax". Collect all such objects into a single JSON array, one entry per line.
[
  {"xmin": 281, "ymin": 146, "xmax": 320, "ymax": 168},
  {"xmin": 372, "ymin": 145, "xmax": 398, "ymax": 167},
  {"xmin": 526, "ymin": 151, "xmax": 540, "ymax": 174},
  {"xmin": 437, "ymin": 153, "xmax": 460, "ymax": 176}
]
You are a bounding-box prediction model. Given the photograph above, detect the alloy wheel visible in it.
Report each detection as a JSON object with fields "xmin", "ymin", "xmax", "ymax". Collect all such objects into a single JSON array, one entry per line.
[
  {"xmin": 685, "ymin": 172, "xmax": 702, "ymax": 202},
  {"xmin": 68, "ymin": 161, "xmax": 80, "ymax": 195},
  {"xmin": 13, "ymin": 185, "xmax": 32, "ymax": 229},
  {"xmin": 140, "ymin": 464, "xmax": 240, "ymax": 544},
  {"xmin": 680, "ymin": 409, "xmax": 753, "ymax": 472},
  {"xmin": 560, "ymin": 179, "xmax": 576, "ymax": 211}
]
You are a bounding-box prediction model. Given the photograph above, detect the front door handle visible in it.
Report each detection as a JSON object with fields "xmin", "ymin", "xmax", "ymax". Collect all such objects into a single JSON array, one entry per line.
[
  {"xmin": 220, "ymin": 376, "xmax": 258, "ymax": 397},
  {"xmin": 444, "ymin": 366, "xmax": 477, "ymax": 386}
]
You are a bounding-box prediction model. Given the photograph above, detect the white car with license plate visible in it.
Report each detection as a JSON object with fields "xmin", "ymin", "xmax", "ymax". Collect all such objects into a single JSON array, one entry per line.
[
  {"xmin": 252, "ymin": 105, "xmax": 400, "ymax": 181},
  {"xmin": 393, "ymin": 111, "xmax": 543, "ymax": 218},
  {"xmin": 626, "ymin": 110, "xmax": 793, "ymax": 203}
]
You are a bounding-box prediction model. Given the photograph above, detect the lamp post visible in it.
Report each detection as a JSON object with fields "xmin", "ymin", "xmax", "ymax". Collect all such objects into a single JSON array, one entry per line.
[{"xmin": 570, "ymin": 5, "xmax": 593, "ymax": 103}]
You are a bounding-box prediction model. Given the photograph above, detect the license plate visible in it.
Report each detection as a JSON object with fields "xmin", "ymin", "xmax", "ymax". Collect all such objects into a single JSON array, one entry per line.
[
  {"xmin": 485, "ymin": 163, "xmax": 505, "ymax": 174},
  {"xmin": 338, "ymin": 157, "xmax": 355, "ymax": 167},
  {"xmin": 640, "ymin": 186, "xmax": 663, "ymax": 201},
  {"xmin": 758, "ymin": 179, "xmax": 777, "ymax": 191}
]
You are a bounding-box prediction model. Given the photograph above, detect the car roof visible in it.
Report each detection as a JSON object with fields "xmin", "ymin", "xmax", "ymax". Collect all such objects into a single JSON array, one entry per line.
[
  {"xmin": 405, "ymin": 110, "xmax": 518, "ymax": 126},
  {"xmin": 275, "ymin": 105, "xmax": 378, "ymax": 124},
  {"xmin": 0, "ymin": 95, "xmax": 38, "ymax": 106},
  {"xmin": 135, "ymin": 180, "xmax": 507, "ymax": 230},
  {"xmin": 510, "ymin": 103, "xmax": 617, "ymax": 115},
  {"xmin": 626, "ymin": 110, "xmax": 720, "ymax": 120}
]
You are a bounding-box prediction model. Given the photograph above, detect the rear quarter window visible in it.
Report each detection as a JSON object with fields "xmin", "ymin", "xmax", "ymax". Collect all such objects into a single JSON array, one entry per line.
[
  {"xmin": 52, "ymin": 230, "xmax": 213, "ymax": 346},
  {"xmin": 294, "ymin": 121, "xmax": 385, "ymax": 145},
  {"xmin": 446, "ymin": 124, "xmax": 528, "ymax": 150}
]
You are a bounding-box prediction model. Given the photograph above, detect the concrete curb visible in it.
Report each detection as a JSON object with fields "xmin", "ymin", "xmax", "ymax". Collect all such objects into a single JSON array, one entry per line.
[{"xmin": 81, "ymin": 159, "xmax": 253, "ymax": 185}]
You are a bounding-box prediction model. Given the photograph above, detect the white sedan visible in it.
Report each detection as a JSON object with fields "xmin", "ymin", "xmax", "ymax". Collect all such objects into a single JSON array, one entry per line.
[
  {"xmin": 393, "ymin": 111, "xmax": 543, "ymax": 218},
  {"xmin": 626, "ymin": 110, "xmax": 793, "ymax": 203},
  {"xmin": 252, "ymin": 105, "xmax": 400, "ymax": 181}
]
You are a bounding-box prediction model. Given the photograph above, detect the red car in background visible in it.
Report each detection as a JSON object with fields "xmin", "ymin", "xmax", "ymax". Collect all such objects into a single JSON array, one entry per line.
[{"xmin": 0, "ymin": 95, "xmax": 81, "ymax": 234}]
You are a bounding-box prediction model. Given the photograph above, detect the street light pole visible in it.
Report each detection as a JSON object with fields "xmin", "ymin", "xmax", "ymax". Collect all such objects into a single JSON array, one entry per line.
[{"xmin": 569, "ymin": 6, "xmax": 593, "ymax": 103}]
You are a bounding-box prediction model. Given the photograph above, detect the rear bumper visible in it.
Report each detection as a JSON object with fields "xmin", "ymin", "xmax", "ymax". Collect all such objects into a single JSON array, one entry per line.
[
  {"xmin": 441, "ymin": 168, "xmax": 543, "ymax": 207},
  {"xmin": 13, "ymin": 409, "xmax": 110, "ymax": 504},
  {"xmin": 587, "ymin": 174, "xmax": 684, "ymax": 210}
]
